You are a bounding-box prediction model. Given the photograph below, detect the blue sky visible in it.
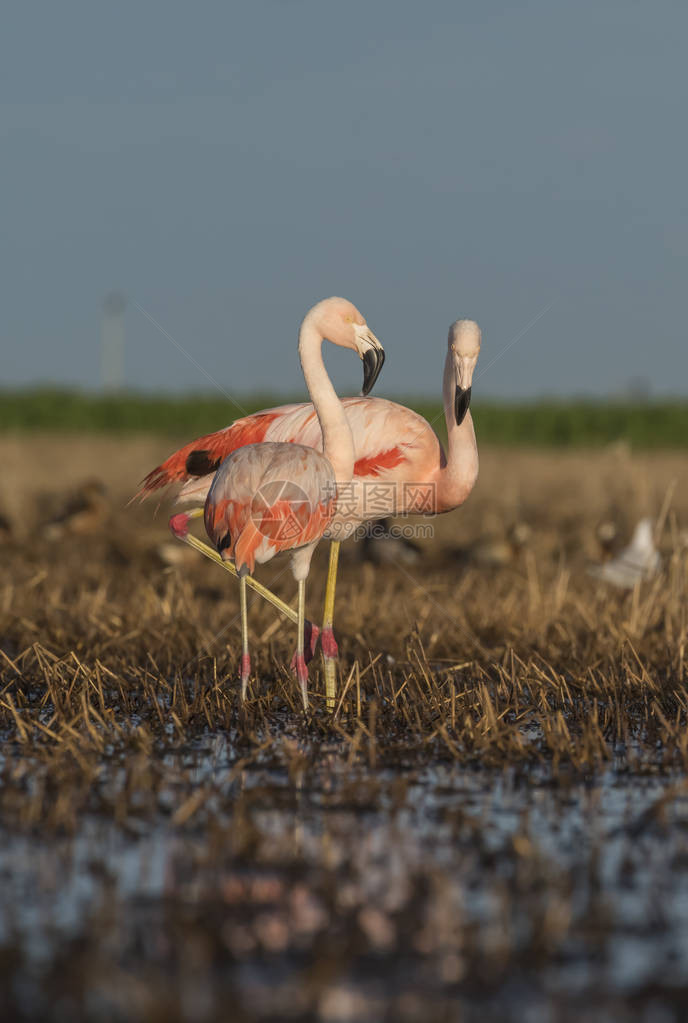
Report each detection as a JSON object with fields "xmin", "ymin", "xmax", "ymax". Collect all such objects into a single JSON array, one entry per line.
[{"xmin": 2, "ymin": 1, "xmax": 686, "ymax": 398}]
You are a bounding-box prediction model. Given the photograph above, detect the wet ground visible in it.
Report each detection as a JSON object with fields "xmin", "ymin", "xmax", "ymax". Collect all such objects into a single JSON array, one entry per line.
[{"xmin": 2, "ymin": 729, "xmax": 688, "ymax": 1022}]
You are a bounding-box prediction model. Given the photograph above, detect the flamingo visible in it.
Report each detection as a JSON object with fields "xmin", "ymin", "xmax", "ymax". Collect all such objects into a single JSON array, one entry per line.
[
  {"xmin": 199, "ymin": 296, "xmax": 382, "ymax": 709},
  {"xmin": 139, "ymin": 319, "xmax": 480, "ymax": 705}
]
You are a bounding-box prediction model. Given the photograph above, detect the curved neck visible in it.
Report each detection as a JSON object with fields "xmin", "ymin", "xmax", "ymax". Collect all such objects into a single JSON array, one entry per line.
[
  {"xmin": 437, "ymin": 349, "xmax": 479, "ymax": 510},
  {"xmin": 298, "ymin": 321, "xmax": 355, "ymax": 482}
]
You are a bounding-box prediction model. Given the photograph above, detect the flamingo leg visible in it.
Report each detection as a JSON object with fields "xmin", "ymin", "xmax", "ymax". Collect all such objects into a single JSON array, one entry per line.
[
  {"xmin": 294, "ymin": 578, "xmax": 309, "ymax": 712},
  {"xmin": 321, "ymin": 540, "xmax": 341, "ymax": 712},
  {"xmin": 169, "ymin": 509, "xmax": 299, "ymax": 625},
  {"xmin": 239, "ymin": 572, "xmax": 251, "ymax": 699}
]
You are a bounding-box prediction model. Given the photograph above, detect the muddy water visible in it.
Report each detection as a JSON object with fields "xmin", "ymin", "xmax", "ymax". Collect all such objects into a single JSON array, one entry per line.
[{"xmin": 1, "ymin": 736, "xmax": 688, "ymax": 1022}]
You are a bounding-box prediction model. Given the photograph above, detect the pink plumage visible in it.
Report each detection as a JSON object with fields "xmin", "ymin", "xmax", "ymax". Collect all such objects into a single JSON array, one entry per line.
[
  {"xmin": 140, "ymin": 383, "xmax": 478, "ymax": 526},
  {"xmin": 161, "ymin": 296, "xmax": 386, "ymax": 711},
  {"xmin": 139, "ymin": 312, "xmax": 481, "ymax": 712},
  {"xmin": 204, "ymin": 443, "xmax": 337, "ymax": 576}
]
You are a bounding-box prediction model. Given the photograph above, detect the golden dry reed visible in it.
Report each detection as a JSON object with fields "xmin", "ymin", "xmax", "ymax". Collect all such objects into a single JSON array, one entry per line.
[{"xmin": 1, "ymin": 436, "xmax": 687, "ymax": 832}]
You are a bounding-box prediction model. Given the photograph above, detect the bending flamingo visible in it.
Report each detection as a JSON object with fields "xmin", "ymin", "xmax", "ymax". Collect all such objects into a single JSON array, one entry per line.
[
  {"xmin": 139, "ymin": 320, "xmax": 480, "ymax": 705},
  {"xmin": 203, "ymin": 296, "xmax": 380, "ymax": 710}
]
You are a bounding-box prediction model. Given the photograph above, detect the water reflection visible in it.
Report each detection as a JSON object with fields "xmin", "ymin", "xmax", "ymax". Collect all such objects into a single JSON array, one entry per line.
[{"xmin": 2, "ymin": 738, "xmax": 688, "ymax": 1021}]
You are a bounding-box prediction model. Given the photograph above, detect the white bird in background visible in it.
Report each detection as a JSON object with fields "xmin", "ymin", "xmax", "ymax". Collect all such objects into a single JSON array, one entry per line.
[{"xmin": 588, "ymin": 518, "xmax": 661, "ymax": 589}]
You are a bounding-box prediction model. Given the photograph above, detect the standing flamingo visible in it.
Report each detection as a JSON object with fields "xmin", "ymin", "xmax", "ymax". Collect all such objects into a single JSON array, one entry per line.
[
  {"xmin": 300, "ymin": 319, "xmax": 481, "ymax": 676},
  {"xmin": 139, "ymin": 320, "xmax": 480, "ymax": 706},
  {"xmin": 202, "ymin": 296, "xmax": 382, "ymax": 710}
]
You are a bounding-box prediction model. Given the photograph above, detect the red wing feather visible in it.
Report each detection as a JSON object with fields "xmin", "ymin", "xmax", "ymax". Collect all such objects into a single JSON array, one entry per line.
[
  {"xmin": 205, "ymin": 487, "xmax": 335, "ymax": 576},
  {"xmin": 353, "ymin": 447, "xmax": 406, "ymax": 478},
  {"xmin": 252, "ymin": 497, "xmax": 334, "ymax": 549},
  {"xmin": 232, "ymin": 520, "xmax": 264, "ymax": 576},
  {"xmin": 137, "ymin": 412, "xmax": 281, "ymax": 497}
]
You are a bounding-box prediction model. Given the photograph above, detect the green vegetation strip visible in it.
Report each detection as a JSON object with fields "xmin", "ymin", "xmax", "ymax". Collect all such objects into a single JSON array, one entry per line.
[{"xmin": 1, "ymin": 389, "xmax": 687, "ymax": 447}]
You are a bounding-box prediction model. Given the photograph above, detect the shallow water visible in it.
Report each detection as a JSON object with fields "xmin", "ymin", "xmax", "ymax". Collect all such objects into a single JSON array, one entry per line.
[{"xmin": 2, "ymin": 734, "xmax": 688, "ymax": 1022}]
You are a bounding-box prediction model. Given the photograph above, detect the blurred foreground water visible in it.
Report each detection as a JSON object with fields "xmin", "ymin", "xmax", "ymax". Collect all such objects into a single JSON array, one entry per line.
[{"xmin": 2, "ymin": 733, "xmax": 688, "ymax": 1023}]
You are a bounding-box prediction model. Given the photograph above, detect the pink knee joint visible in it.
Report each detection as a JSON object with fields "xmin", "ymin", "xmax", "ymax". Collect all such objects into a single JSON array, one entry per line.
[
  {"xmin": 304, "ymin": 621, "xmax": 320, "ymax": 663},
  {"xmin": 169, "ymin": 512, "xmax": 190, "ymax": 539},
  {"xmin": 321, "ymin": 627, "xmax": 339, "ymax": 660},
  {"xmin": 294, "ymin": 653, "xmax": 308, "ymax": 685}
]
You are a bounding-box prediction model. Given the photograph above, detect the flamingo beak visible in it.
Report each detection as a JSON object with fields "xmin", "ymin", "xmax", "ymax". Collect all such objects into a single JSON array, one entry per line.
[
  {"xmin": 362, "ymin": 346, "xmax": 385, "ymax": 395},
  {"xmin": 454, "ymin": 386, "xmax": 472, "ymax": 425},
  {"xmin": 453, "ymin": 352, "xmax": 477, "ymax": 425},
  {"xmin": 357, "ymin": 329, "xmax": 385, "ymax": 396}
]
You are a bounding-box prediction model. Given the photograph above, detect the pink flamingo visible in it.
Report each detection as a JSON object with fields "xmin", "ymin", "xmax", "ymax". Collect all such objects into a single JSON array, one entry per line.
[
  {"xmin": 199, "ymin": 296, "xmax": 382, "ymax": 710},
  {"xmin": 140, "ymin": 319, "xmax": 480, "ymax": 705}
]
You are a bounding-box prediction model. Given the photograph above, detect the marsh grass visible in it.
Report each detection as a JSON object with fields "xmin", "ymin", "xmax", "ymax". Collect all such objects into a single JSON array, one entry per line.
[
  {"xmin": 1, "ymin": 435, "xmax": 688, "ymax": 1020},
  {"xmin": 3, "ymin": 388, "xmax": 688, "ymax": 447}
]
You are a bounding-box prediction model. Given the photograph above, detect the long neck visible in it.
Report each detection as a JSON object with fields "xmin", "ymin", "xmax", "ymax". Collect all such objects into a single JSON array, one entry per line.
[
  {"xmin": 298, "ymin": 321, "xmax": 355, "ymax": 482},
  {"xmin": 437, "ymin": 349, "xmax": 479, "ymax": 510}
]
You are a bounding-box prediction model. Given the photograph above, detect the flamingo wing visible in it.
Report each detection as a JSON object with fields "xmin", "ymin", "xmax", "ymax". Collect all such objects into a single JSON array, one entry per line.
[
  {"xmin": 204, "ymin": 443, "xmax": 336, "ymax": 575},
  {"xmin": 138, "ymin": 397, "xmax": 428, "ymax": 503},
  {"xmin": 138, "ymin": 409, "xmax": 288, "ymax": 494}
]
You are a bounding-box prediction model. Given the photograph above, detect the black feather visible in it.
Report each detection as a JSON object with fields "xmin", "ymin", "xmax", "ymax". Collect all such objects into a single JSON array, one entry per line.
[{"xmin": 185, "ymin": 450, "xmax": 221, "ymax": 476}]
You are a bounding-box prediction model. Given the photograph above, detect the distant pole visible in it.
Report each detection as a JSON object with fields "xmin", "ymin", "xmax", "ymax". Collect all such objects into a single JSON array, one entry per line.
[{"xmin": 101, "ymin": 292, "xmax": 127, "ymax": 391}]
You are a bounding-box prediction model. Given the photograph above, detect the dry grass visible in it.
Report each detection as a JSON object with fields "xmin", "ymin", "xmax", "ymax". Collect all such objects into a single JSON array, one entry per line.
[
  {"xmin": 2, "ymin": 434, "xmax": 687, "ymax": 772},
  {"xmin": 1, "ymin": 433, "xmax": 688, "ymax": 1021}
]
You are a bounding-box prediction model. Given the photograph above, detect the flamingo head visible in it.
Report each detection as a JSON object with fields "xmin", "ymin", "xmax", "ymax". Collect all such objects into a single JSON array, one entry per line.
[
  {"xmin": 304, "ymin": 297, "xmax": 385, "ymax": 396},
  {"xmin": 448, "ymin": 319, "xmax": 481, "ymax": 425}
]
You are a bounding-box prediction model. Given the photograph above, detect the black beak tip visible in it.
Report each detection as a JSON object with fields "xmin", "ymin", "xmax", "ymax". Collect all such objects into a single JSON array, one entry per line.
[
  {"xmin": 362, "ymin": 347, "xmax": 385, "ymax": 396},
  {"xmin": 454, "ymin": 386, "xmax": 471, "ymax": 425}
]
